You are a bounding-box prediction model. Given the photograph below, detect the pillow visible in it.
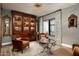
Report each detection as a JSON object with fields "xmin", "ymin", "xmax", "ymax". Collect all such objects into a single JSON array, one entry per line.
[
  {"xmin": 22, "ymin": 41, "xmax": 29, "ymax": 45},
  {"xmin": 16, "ymin": 37, "xmax": 21, "ymax": 40}
]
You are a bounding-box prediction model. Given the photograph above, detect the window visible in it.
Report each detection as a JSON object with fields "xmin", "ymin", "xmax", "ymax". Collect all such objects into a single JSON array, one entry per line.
[
  {"xmin": 43, "ymin": 18, "xmax": 55, "ymax": 36},
  {"xmin": 49, "ymin": 19, "xmax": 55, "ymax": 36},
  {"xmin": 43, "ymin": 20, "xmax": 49, "ymax": 33}
]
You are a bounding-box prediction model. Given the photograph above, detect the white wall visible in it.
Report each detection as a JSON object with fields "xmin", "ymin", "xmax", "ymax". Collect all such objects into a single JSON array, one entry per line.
[{"xmin": 62, "ymin": 4, "xmax": 79, "ymax": 45}]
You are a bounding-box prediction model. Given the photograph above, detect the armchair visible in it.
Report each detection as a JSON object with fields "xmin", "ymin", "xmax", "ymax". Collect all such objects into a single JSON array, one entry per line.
[
  {"xmin": 12, "ymin": 35, "xmax": 29, "ymax": 53},
  {"xmin": 72, "ymin": 44, "xmax": 79, "ymax": 56},
  {"xmin": 39, "ymin": 33, "xmax": 49, "ymax": 53},
  {"xmin": 39, "ymin": 33, "xmax": 48, "ymax": 43},
  {"xmin": 39, "ymin": 33, "xmax": 56, "ymax": 54}
]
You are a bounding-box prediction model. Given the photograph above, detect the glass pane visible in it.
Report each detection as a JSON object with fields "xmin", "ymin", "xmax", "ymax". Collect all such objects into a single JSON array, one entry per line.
[
  {"xmin": 49, "ymin": 19, "xmax": 55, "ymax": 36},
  {"xmin": 50, "ymin": 20, "xmax": 55, "ymax": 25},
  {"xmin": 24, "ymin": 27, "xmax": 29, "ymax": 31},
  {"xmin": 25, "ymin": 22, "xmax": 29, "ymax": 25},
  {"xmin": 50, "ymin": 26, "xmax": 55, "ymax": 32},
  {"xmin": 31, "ymin": 27, "xmax": 35, "ymax": 30},
  {"xmin": 43, "ymin": 21, "xmax": 49, "ymax": 33},
  {"xmin": 15, "ymin": 27, "xmax": 21, "ymax": 31},
  {"xmin": 31, "ymin": 22, "xmax": 34, "ymax": 25},
  {"xmin": 50, "ymin": 31, "xmax": 55, "ymax": 36}
]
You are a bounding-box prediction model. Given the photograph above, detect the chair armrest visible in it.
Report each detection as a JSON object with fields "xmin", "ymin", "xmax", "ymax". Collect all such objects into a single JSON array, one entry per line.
[
  {"xmin": 72, "ymin": 44, "xmax": 79, "ymax": 56},
  {"xmin": 12, "ymin": 39, "xmax": 23, "ymax": 46},
  {"xmin": 72, "ymin": 44, "xmax": 79, "ymax": 50}
]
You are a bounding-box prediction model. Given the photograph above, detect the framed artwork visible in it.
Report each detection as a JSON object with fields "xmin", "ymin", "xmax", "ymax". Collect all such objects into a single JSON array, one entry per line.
[
  {"xmin": 68, "ymin": 14, "xmax": 77, "ymax": 28},
  {"xmin": 2, "ymin": 15, "xmax": 10, "ymax": 36}
]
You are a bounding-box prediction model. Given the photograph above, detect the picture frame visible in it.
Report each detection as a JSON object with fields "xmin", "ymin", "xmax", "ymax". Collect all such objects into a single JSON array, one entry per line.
[
  {"xmin": 2, "ymin": 15, "xmax": 10, "ymax": 36},
  {"xmin": 68, "ymin": 14, "xmax": 77, "ymax": 28}
]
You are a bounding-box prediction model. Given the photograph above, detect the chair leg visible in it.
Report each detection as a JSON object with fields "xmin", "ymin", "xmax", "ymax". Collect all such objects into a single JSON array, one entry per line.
[
  {"xmin": 28, "ymin": 44, "xmax": 29, "ymax": 48},
  {"xmin": 41, "ymin": 47, "xmax": 46, "ymax": 53},
  {"xmin": 12, "ymin": 48, "xmax": 14, "ymax": 52},
  {"xmin": 21, "ymin": 50, "xmax": 23, "ymax": 53}
]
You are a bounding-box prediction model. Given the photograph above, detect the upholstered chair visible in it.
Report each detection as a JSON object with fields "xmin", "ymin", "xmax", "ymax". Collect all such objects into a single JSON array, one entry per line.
[
  {"xmin": 12, "ymin": 35, "xmax": 29, "ymax": 53},
  {"xmin": 39, "ymin": 33, "xmax": 48, "ymax": 43},
  {"xmin": 72, "ymin": 44, "xmax": 79, "ymax": 56}
]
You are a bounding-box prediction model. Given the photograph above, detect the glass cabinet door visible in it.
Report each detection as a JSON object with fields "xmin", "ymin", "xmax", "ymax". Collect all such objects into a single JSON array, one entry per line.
[
  {"xmin": 13, "ymin": 15, "xmax": 22, "ymax": 32},
  {"xmin": 30, "ymin": 17, "xmax": 36, "ymax": 32},
  {"xmin": 23, "ymin": 16, "xmax": 30, "ymax": 32}
]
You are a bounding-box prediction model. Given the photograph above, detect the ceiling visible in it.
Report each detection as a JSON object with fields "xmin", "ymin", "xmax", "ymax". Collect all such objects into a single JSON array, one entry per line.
[{"xmin": 2, "ymin": 3, "xmax": 77, "ymax": 16}]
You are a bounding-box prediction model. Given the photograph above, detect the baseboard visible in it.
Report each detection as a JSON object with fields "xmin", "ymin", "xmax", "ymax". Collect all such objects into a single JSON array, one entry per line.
[
  {"xmin": 2, "ymin": 42, "xmax": 12, "ymax": 46},
  {"xmin": 61, "ymin": 43, "xmax": 72, "ymax": 48}
]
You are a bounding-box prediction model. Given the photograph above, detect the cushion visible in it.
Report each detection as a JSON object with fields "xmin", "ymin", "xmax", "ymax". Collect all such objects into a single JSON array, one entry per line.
[
  {"xmin": 40, "ymin": 38, "xmax": 48, "ymax": 43},
  {"xmin": 41, "ymin": 37, "xmax": 46, "ymax": 40},
  {"xmin": 41, "ymin": 35, "xmax": 45, "ymax": 37},
  {"xmin": 16, "ymin": 37, "xmax": 21, "ymax": 40},
  {"xmin": 22, "ymin": 41, "xmax": 29, "ymax": 45}
]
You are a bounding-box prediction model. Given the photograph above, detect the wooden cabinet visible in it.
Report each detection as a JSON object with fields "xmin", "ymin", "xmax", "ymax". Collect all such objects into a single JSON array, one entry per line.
[
  {"xmin": 12, "ymin": 12, "xmax": 22, "ymax": 34},
  {"xmin": 12, "ymin": 11, "xmax": 37, "ymax": 41}
]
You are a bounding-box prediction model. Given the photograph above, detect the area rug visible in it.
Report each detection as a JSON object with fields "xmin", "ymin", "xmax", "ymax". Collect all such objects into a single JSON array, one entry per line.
[{"xmin": 0, "ymin": 42, "xmax": 72, "ymax": 56}]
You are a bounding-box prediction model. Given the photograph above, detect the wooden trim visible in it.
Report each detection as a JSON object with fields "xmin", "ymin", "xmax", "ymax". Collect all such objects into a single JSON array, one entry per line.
[
  {"xmin": 2, "ymin": 42, "xmax": 12, "ymax": 46},
  {"xmin": 11, "ymin": 10, "xmax": 37, "ymax": 18},
  {"xmin": 62, "ymin": 43, "xmax": 72, "ymax": 48}
]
